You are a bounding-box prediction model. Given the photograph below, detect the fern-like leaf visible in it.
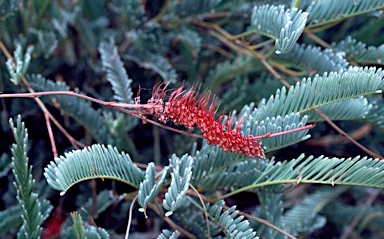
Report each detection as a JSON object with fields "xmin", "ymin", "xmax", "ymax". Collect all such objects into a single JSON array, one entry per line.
[
  {"xmin": 282, "ymin": 187, "xmax": 347, "ymax": 236},
  {"xmin": 273, "ymin": 43, "xmax": 349, "ymax": 75},
  {"xmin": 207, "ymin": 201, "xmax": 258, "ymax": 239},
  {"xmin": 28, "ymin": 28, "xmax": 58, "ymax": 59},
  {"xmin": 6, "ymin": 44, "xmax": 34, "ymax": 85},
  {"xmin": 206, "ymin": 55, "xmax": 263, "ymax": 88},
  {"xmin": 247, "ymin": 154, "xmax": 384, "ymax": 190},
  {"xmin": 163, "ymin": 155, "xmax": 193, "ymax": 216},
  {"xmin": 71, "ymin": 212, "xmax": 86, "ymax": 239},
  {"xmin": 125, "ymin": 50, "xmax": 177, "ymax": 82},
  {"xmin": 157, "ymin": 229, "xmax": 180, "ymax": 239},
  {"xmin": 304, "ymin": 0, "xmax": 384, "ymax": 28},
  {"xmin": 99, "ymin": 39, "xmax": 134, "ymax": 103},
  {"xmin": 44, "ymin": 144, "xmax": 145, "ymax": 195},
  {"xmin": 251, "ymin": 5, "xmax": 308, "ymax": 54},
  {"xmin": 332, "ymin": 36, "xmax": 384, "ymax": 66},
  {"xmin": 249, "ymin": 67, "xmax": 384, "ymax": 121},
  {"xmin": 10, "ymin": 115, "xmax": 53, "ymax": 239},
  {"xmin": 138, "ymin": 163, "xmax": 169, "ymax": 213}
]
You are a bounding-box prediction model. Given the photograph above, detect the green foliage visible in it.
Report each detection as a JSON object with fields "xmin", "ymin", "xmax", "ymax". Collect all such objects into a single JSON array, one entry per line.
[
  {"xmin": 9, "ymin": 115, "xmax": 52, "ymax": 239},
  {"xmin": 206, "ymin": 200, "xmax": 258, "ymax": 239},
  {"xmin": 251, "ymin": 4, "xmax": 308, "ymax": 54},
  {"xmin": 6, "ymin": 44, "xmax": 33, "ymax": 85},
  {"xmin": 304, "ymin": 0, "xmax": 384, "ymax": 28},
  {"xmin": 44, "ymin": 144, "xmax": 145, "ymax": 195},
  {"xmin": 332, "ymin": 36, "xmax": 384, "ymax": 66},
  {"xmin": 157, "ymin": 230, "xmax": 180, "ymax": 239},
  {"xmin": 2, "ymin": 0, "xmax": 384, "ymax": 238},
  {"xmin": 99, "ymin": 39, "xmax": 134, "ymax": 104}
]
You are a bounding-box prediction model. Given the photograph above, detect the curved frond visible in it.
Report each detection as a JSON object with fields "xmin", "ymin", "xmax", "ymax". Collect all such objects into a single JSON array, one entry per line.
[
  {"xmin": 163, "ymin": 155, "xmax": 193, "ymax": 216},
  {"xmin": 27, "ymin": 74, "xmax": 111, "ymax": 144},
  {"xmin": 273, "ymin": 43, "xmax": 349, "ymax": 75},
  {"xmin": 44, "ymin": 144, "xmax": 145, "ymax": 195},
  {"xmin": 206, "ymin": 56, "xmax": 263, "ymax": 89},
  {"xmin": 251, "ymin": 5, "xmax": 308, "ymax": 54},
  {"xmin": 176, "ymin": 27, "xmax": 202, "ymax": 53},
  {"xmin": 207, "ymin": 201, "xmax": 258, "ymax": 239},
  {"xmin": 157, "ymin": 230, "xmax": 180, "ymax": 239},
  {"xmin": 332, "ymin": 36, "xmax": 384, "ymax": 66},
  {"xmin": 281, "ymin": 187, "xmax": 347, "ymax": 235},
  {"xmin": 248, "ymin": 67, "xmax": 384, "ymax": 121},
  {"xmin": 138, "ymin": 163, "xmax": 169, "ymax": 213},
  {"xmin": 304, "ymin": 0, "xmax": 384, "ymax": 28},
  {"xmin": 99, "ymin": 39, "xmax": 134, "ymax": 103},
  {"xmin": 197, "ymin": 158, "xmax": 286, "ymax": 194},
  {"xmin": 249, "ymin": 154, "xmax": 384, "ymax": 189},
  {"xmin": 125, "ymin": 50, "xmax": 177, "ymax": 82}
]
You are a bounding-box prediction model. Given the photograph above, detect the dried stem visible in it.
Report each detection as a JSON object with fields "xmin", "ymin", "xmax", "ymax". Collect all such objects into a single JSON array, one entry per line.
[
  {"xmin": 189, "ymin": 184, "xmax": 210, "ymax": 239},
  {"xmin": 312, "ymin": 108, "xmax": 382, "ymax": 159},
  {"xmin": 0, "ymin": 40, "xmax": 83, "ymax": 151}
]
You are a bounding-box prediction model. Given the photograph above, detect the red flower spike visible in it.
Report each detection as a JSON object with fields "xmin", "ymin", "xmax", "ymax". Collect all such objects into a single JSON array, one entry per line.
[{"xmin": 143, "ymin": 83, "xmax": 266, "ymax": 159}]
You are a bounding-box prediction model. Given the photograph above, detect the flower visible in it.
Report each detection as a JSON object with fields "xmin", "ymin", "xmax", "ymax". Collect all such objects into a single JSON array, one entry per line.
[{"xmin": 145, "ymin": 83, "xmax": 265, "ymax": 159}]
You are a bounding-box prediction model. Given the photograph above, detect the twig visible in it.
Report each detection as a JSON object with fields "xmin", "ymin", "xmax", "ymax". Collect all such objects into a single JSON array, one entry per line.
[
  {"xmin": 339, "ymin": 188, "xmax": 382, "ymax": 239},
  {"xmin": 304, "ymin": 29, "xmax": 331, "ymax": 48},
  {"xmin": 0, "ymin": 91, "xmax": 205, "ymax": 139},
  {"xmin": 193, "ymin": 192, "xmax": 297, "ymax": 239},
  {"xmin": 44, "ymin": 112, "xmax": 58, "ymax": 158},
  {"xmin": 189, "ymin": 184, "xmax": 210, "ymax": 239},
  {"xmin": 0, "ymin": 40, "xmax": 83, "ymax": 150},
  {"xmin": 313, "ymin": 108, "xmax": 382, "ymax": 159},
  {"xmin": 125, "ymin": 194, "xmax": 138, "ymax": 239}
]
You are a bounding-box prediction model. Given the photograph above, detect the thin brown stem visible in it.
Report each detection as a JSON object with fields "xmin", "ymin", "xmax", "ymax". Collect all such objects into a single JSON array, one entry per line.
[
  {"xmin": 312, "ymin": 108, "xmax": 382, "ymax": 159},
  {"xmin": 44, "ymin": 112, "xmax": 58, "ymax": 158},
  {"xmin": 304, "ymin": 30, "xmax": 331, "ymax": 48},
  {"xmin": 224, "ymin": 205, "xmax": 298, "ymax": 239},
  {"xmin": 0, "ymin": 40, "xmax": 83, "ymax": 150},
  {"xmin": 189, "ymin": 184, "xmax": 210, "ymax": 239}
]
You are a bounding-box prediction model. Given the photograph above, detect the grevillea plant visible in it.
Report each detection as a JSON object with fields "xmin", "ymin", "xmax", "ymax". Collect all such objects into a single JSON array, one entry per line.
[{"xmin": 2, "ymin": 1, "xmax": 384, "ymax": 239}]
